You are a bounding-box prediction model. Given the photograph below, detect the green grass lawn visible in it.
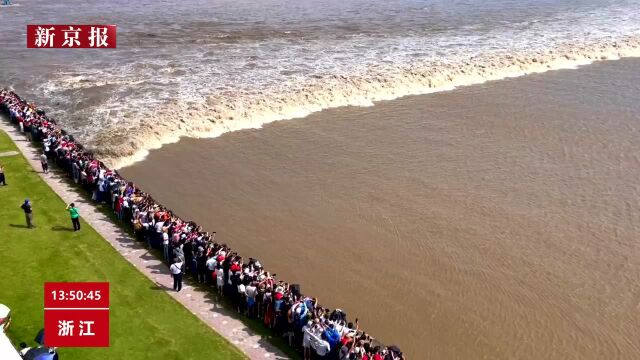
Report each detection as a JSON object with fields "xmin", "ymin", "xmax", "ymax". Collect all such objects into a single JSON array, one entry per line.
[{"xmin": 0, "ymin": 129, "xmax": 246, "ymax": 359}]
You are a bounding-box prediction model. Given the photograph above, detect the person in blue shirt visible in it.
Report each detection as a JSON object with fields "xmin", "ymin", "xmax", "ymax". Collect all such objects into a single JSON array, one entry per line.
[
  {"xmin": 2, "ymin": 0, "xmax": 11, "ymax": 6},
  {"xmin": 322, "ymin": 323, "xmax": 341, "ymax": 350}
]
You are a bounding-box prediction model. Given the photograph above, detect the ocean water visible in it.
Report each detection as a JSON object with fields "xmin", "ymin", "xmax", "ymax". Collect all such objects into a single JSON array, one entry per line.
[
  {"xmin": 0, "ymin": 0, "xmax": 639, "ymax": 167},
  {"xmin": 120, "ymin": 58, "xmax": 640, "ymax": 359}
]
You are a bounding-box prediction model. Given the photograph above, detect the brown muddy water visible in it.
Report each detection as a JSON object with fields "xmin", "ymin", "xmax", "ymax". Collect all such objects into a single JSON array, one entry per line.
[
  {"xmin": 2, "ymin": 0, "xmax": 640, "ymax": 167},
  {"xmin": 120, "ymin": 59, "xmax": 640, "ymax": 359}
]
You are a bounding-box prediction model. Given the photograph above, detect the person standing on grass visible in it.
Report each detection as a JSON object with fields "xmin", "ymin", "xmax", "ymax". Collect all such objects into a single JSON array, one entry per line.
[
  {"xmin": 0, "ymin": 164, "xmax": 6, "ymax": 185},
  {"xmin": 170, "ymin": 257, "xmax": 183, "ymax": 292},
  {"xmin": 40, "ymin": 151, "xmax": 49, "ymax": 174},
  {"xmin": 66, "ymin": 203, "xmax": 81, "ymax": 231},
  {"xmin": 20, "ymin": 199, "xmax": 34, "ymax": 228}
]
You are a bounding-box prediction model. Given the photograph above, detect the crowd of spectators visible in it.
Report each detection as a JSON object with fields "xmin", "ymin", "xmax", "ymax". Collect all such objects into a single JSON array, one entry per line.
[{"xmin": 1, "ymin": 89, "xmax": 406, "ymax": 360}]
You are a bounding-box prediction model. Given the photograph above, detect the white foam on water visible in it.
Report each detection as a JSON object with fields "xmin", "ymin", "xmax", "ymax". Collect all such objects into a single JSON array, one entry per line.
[
  {"xmin": 27, "ymin": 1, "xmax": 640, "ymax": 169},
  {"xmin": 94, "ymin": 36, "xmax": 640, "ymax": 169}
]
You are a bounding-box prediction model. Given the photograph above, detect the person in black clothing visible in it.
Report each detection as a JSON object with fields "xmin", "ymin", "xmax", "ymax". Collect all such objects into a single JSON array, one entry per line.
[
  {"xmin": 23, "ymin": 122, "xmax": 31, "ymax": 141},
  {"xmin": 0, "ymin": 164, "xmax": 6, "ymax": 185},
  {"xmin": 223, "ymin": 253, "xmax": 233, "ymax": 295},
  {"xmin": 20, "ymin": 199, "xmax": 34, "ymax": 228},
  {"xmin": 196, "ymin": 250, "xmax": 208, "ymax": 284},
  {"xmin": 231, "ymin": 270, "xmax": 242, "ymax": 313},
  {"xmin": 183, "ymin": 240, "xmax": 193, "ymax": 273}
]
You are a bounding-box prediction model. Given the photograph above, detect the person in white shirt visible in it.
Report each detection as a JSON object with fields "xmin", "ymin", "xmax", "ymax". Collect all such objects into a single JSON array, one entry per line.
[
  {"xmin": 335, "ymin": 318, "xmax": 358, "ymax": 338},
  {"xmin": 216, "ymin": 265, "xmax": 225, "ymax": 297},
  {"xmin": 170, "ymin": 258, "xmax": 183, "ymax": 292},
  {"xmin": 162, "ymin": 228, "xmax": 170, "ymax": 262},
  {"xmin": 237, "ymin": 281, "xmax": 246, "ymax": 314},
  {"xmin": 309, "ymin": 326, "xmax": 331, "ymax": 357},
  {"xmin": 153, "ymin": 220, "xmax": 164, "ymax": 249},
  {"xmin": 245, "ymin": 282, "xmax": 257, "ymax": 317},
  {"xmin": 155, "ymin": 220, "xmax": 164, "ymax": 233},
  {"xmin": 206, "ymin": 256, "xmax": 217, "ymax": 271},
  {"xmin": 205, "ymin": 255, "xmax": 217, "ymax": 286},
  {"xmin": 302, "ymin": 321, "xmax": 313, "ymax": 360}
]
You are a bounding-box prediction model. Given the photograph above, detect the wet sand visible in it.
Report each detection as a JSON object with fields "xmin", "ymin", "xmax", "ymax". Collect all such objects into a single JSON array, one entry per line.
[{"xmin": 120, "ymin": 59, "xmax": 640, "ymax": 359}]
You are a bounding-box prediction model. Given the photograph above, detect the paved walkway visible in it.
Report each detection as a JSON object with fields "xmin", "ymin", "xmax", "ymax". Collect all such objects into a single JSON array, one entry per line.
[{"xmin": 0, "ymin": 121, "xmax": 289, "ymax": 360}]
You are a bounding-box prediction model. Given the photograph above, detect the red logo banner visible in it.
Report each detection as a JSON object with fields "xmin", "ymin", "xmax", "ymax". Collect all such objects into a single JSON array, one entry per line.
[
  {"xmin": 44, "ymin": 282, "xmax": 110, "ymax": 347},
  {"xmin": 44, "ymin": 309, "xmax": 109, "ymax": 347},
  {"xmin": 27, "ymin": 25, "xmax": 117, "ymax": 48}
]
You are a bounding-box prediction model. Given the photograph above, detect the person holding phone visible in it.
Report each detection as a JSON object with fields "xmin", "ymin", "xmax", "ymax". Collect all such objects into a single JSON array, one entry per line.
[{"xmin": 66, "ymin": 203, "xmax": 81, "ymax": 231}]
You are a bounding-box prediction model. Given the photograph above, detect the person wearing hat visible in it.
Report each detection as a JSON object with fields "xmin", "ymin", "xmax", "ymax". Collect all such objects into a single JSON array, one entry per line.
[
  {"xmin": 66, "ymin": 203, "xmax": 81, "ymax": 231},
  {"xmin": 20, "ymin": 199, "xmax": 34, "ymax": 228}
]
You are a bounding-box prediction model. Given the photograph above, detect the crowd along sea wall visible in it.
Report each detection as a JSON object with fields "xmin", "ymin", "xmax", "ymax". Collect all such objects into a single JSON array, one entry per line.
[{"xmin": 0, "ymin": 89, "xmax": 404, "ymax": 359}]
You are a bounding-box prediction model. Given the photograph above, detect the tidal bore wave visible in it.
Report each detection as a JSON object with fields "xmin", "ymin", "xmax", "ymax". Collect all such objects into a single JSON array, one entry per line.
[{"xmin": 43, "ymin": 36, "xmax": 640, "ymax": 169}]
